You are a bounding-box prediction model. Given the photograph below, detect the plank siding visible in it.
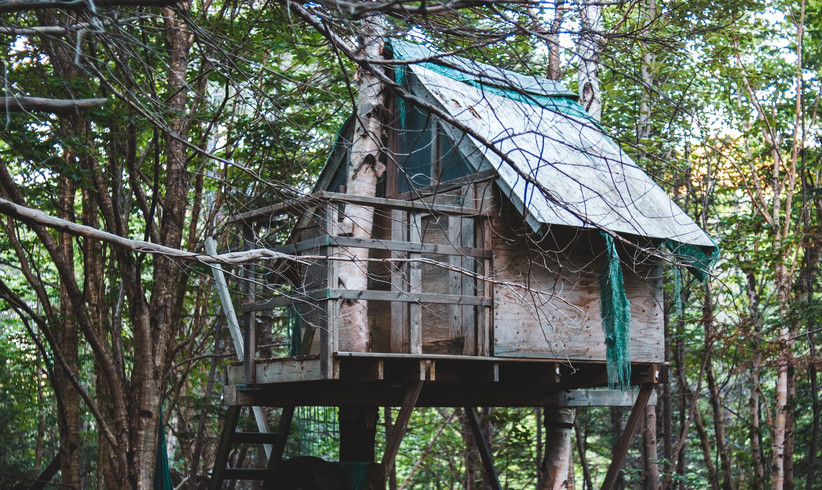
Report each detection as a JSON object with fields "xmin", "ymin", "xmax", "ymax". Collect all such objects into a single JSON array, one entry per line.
[{"xmin": 491, "ymin": 201, "xmax": 664, "ymax": 363}]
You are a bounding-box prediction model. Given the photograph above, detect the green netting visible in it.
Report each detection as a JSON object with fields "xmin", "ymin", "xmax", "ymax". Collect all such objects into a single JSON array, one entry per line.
[
  {"xmin": 339, "ymin": 462, "xmax": 369, "ymax": 490},
  {"xmin": 154, "ymin": 410, "xmax": 173, "ymax": 490},
  {"xmin": 288, "ymin": 304, "xmax": 302, "ymax": 356},
  {"xmin": 663, "ymin": 239, "xmax": 720, "ymax": 282},
  {"xmin": 406, "ymin": 59, "xmax": 592, "ymax": 122},
  {"xmin": 395, "ymin": 64, "xmax": 407, "ymax": 128},
  {"xmin": 471, "ymin": 82, "xmax": 596, "ymax": 122},
  {"xmin": 674, "ymin": 265, "xmax": 684, "ymax": 320},
  {"xmin": 598, "ymin": 232, "xmax": 632, "ymax": 390}
]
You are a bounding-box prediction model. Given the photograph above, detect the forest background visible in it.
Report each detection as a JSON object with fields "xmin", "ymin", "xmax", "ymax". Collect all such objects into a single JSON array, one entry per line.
[{"xmin": 0, "ymin": 0, "xmax": 819, "ymax": 488}]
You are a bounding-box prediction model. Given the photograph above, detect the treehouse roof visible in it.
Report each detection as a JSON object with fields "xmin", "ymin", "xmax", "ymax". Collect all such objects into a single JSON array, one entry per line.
[{"xmin": 318, "ymin": 40, "xmax": 714, "ymax": 250}]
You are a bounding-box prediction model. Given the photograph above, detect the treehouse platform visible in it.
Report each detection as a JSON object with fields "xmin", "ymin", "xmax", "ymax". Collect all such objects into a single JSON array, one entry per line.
[{"xmin": 208, "ymin": 39, "xmax": 714, "ymax": 490}]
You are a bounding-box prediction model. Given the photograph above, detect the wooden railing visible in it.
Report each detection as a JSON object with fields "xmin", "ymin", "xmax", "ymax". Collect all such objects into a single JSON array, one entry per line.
[{"xmin": 229, "ymin": 190, "xmax": 494, "ymax": 384}]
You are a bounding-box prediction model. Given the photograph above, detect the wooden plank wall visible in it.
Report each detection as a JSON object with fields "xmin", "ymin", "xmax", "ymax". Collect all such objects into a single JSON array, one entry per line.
[{"xmin": 491, "ymin": 200, "xmax": 664, "ymax": 363}]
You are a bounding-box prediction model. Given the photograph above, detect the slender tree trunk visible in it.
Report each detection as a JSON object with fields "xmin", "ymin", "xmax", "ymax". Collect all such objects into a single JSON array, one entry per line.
[
  {"xmin": 578, "ymin": 1, "xmax": 603, "ymax": 122},
  {"xmin": 545, "ymin": 0, "xmax": 566, "ymax": 82},
  {"xmin": 745, "ymin": 271, "xmax": 766, "ymax": 490},
  {"xmin": 55, "ymin": 174, "xmax": 82, "ymax": 489},
  {"xmin": 693, "ymin": 406, "xmax": 719, "ymax": 490},
  {"xmin": 638, "ymin": 0, "xmax": 656, "ymax": 141},
  {"xmin": 644, "ymin": 404, "xmax": 659, "ymax": 489},
  {"xmin": 610, "ymin": 407, "xmax": 625, "ymax": 490},
  {"xmin": 574, "ymin": 418, "xmax": 593, "ymax": 490},
  {"xmin": 542, "ymin": 407, "xmax": 576, "ymax": 490},
  {"xmin": 458, "ymin": 409, "xmax": 480, "ymax": 489},
  {"xmin": 773, "ymin": 261, "xmax": 793, "ymax": 490}
]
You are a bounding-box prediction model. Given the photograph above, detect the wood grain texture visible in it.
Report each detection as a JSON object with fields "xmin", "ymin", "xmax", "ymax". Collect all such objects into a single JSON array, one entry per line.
[{"xmin": 491, "ymin": 204, "xmax": 664, "ymax": 363}]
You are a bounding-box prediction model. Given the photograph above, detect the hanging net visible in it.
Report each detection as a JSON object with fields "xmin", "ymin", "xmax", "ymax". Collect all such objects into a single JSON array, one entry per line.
[{"xmin": 598, "ymin": 232, "xmax": 632, "ymax": 390}]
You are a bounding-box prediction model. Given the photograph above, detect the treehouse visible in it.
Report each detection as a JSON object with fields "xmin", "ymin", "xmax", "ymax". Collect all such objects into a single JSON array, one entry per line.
[{"xmin": 209, "ymin": 41, "xmax": 716, "ymax": 489}]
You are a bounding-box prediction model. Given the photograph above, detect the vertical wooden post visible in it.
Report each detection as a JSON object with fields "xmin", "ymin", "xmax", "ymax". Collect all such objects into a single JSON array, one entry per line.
[
  {"xmin": 448, "ymin": 214, "xmax": 464, "ymax": 346},
  {"xmin": 324, "ymin": 202, "xmax": 339, "ymax": 378},
  {"xmin": 479, "ymin": 216, "xmax": 493, "ymax": 356},
  {"xmin": 242, "ymin": 224, "xmax": 256, "ymax": 384},
  {"xmin": 409, "ymin": 212, "xmax": 422, "ymax": 354},
  {"xmin": 390, "ymin": 209, "xmax": 408, "ymax": 353}
]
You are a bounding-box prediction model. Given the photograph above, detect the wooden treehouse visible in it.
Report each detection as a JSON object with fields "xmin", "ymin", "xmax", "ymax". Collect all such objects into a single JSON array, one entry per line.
[{"xmin": 209, "ymin": 41, "xmax": 715, "ymax": 489}]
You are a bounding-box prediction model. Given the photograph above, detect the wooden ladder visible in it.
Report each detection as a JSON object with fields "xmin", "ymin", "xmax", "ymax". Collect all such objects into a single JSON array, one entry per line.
[{"xmin": 209, "ymin": 405, "xmax": 295, "ymax": 490}]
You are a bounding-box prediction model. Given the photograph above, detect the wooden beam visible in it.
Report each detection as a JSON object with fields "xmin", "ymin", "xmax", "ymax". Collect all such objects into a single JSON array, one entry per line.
[
  {"xmin": 464, "ymin": 407, "xmax": 502, "ymax": 490},
  {"xmin": 408, "ymin": 213, "xmax": 422, "ymax": 354},
  {"xmin": 326, "ymin": 288, "xmax": 492, "ymax": 307},
  {"xmin": 398, "ymin": 169, "xmax": 497, "ymax": 201},
  {"xmin": 264, "ymin": 405, "xmax": 295, "ymax": 488},
  {"xmin": 327, "ymin": 234, "xmax": 491, "ymax": 258},
  {"xmin": 242, "ymin": 225, "xmax": 256, "ymax": 384},
  {"xmin": 227, "ymin": 191, "xmax": 485, "ymax": 225},
  {"xmin": 205, "ymin": 237, "xmax": 244, "ymax": 358},
  {"xmin": 208, "ymin": 406, "xmax": 240, "ymax": 490},
  {"xmin": 557, "ymin": 389, "xmax": 658, "ymax": 408},
  {"xmin": 381, "ymin": 380, "xmax": 423, "ymax": 479},
  {"xmin": 600, "ymin": 384, "xmax": 654, "ymax": 490},
  {"xmin": 30, "ymin": 453, "xmax": 60, "ymax": 490},
  {"xmin": 390, "ymin": 208, "xmax": 408, "ymax": 353}
]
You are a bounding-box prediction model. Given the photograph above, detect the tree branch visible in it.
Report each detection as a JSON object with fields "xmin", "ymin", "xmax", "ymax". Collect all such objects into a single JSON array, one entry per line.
[
  {"xmin": 0, "ymin": 0, "xmax": 174, "ymax": 13},
  {"xmin": 0, "ymin": 196, "xmax": 300, "ymax": 265},
  {"xmin": 0, "ymin": 97, "xmax": 107, "ymax": 114}
]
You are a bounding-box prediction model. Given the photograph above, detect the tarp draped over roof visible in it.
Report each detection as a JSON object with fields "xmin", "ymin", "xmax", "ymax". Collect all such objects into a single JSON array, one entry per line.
[{"xmin": 390, "ymin": 40, "xmax": 715, "ymax": 250}]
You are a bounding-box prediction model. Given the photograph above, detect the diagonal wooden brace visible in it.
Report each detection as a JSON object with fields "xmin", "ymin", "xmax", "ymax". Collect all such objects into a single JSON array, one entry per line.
[
  {"xmin": 464, "ymin": 407, "xmax": 502, "ymax": 490},
  {"xmin": 600, "ymin": 384, "xmax": 654, "ymax": 490},
  {"xmin": 381, "ymin": 380, "xmax": 424, "ymax": 481}
]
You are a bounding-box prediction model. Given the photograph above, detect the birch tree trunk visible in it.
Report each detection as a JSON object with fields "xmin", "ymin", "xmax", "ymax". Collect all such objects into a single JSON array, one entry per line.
[
  {"xmin": 338, "ymin": 15, "xmax": 387, "ymax": 352},
  {"xmin": 541, "ymin": 407, "xmax": 576, "ymax": 490}
]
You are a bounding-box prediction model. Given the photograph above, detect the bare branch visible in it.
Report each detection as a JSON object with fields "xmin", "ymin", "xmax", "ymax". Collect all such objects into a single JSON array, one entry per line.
[
  {"xmin": 0, "ymin": 197, "xmax": 302, "ymax": 265},
  {"xmin": 0, "ymin": 96, "xmax": 107, "ymax": 113},
  {"xmin": 0, "ymin": 0, "xmax": 174, "ymax": 12}
]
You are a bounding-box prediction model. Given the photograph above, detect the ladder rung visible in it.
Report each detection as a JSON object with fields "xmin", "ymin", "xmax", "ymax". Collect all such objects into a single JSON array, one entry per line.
[
  {"xmin": 231, "ymin": 431, "xmax": 280, "ymax": 444},
  {"xmin": 222, "ymin": 468, "xmax": 269, "ymax": 480}
]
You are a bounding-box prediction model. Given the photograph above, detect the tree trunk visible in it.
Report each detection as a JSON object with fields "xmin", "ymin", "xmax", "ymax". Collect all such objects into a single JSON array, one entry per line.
[
  {"xmin": 772, "ymin": 261, "xmax": 793, "ymax": 490},
  {"xmin": 610, "ymin": 407, "xmax": 625, "ymax": 490},
  {"xmin": 578, "ymin": 1, "xmax": 603, "ymax": 122},
  {"xmin": 644, "ymin": 404, "xmax": 659, "ymax": 490},
  {"xmin": 693, "ymin": 406, "xmax": 719, "ymax": 490},
  {"xmin": 55, "ymin": 174, "xmax": 82, "ymax": 489},
  {"xmin": 337, "ymin": 14, "xmax": 387, "ymax": 352},
  {"xmin": 543, "ymin": 0, "xmax": 566, "ymax": 82},
  {"xmin": 574, "ymin": 418, "xmax": 593, "ymax": 490},
  {"xmin": 542, "ymin": 407, "xmax": 576, "ymax": 490},
  {"xmin": 638, "ymin": 0, "xmax": 656, "ymax": 141}
]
